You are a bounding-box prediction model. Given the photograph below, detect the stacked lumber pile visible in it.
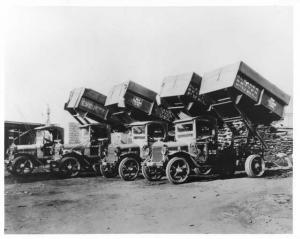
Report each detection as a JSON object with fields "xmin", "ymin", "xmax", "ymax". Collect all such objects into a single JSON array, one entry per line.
[
  {"xmin": 217, "ymin": 121, "xmax": 293, "ymax": 162},
  {"xmin": 257, "ymin": 126, "xmax": 293, "ymax": 161}
]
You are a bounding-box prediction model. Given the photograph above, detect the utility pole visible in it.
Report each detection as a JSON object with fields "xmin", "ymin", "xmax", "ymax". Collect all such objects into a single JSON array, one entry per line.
[{"xmin": 46, "ymin": 104, "xmax": 51, "ymax": 125}]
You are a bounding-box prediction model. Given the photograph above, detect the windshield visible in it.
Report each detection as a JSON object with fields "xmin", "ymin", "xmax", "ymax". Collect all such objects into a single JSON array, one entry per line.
[
  {"xmin": 148, "ymin": 124, "xmax": 165, "ymax": 139},
  {"xmin": 176, "ymin": 123, "xmax": 193, "ymax": 132}
]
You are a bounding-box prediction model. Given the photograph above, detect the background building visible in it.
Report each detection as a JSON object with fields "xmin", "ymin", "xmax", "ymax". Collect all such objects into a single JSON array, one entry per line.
[{"xmin": 4, "ymin": 121, "xmax": 44, "ymax": 152}]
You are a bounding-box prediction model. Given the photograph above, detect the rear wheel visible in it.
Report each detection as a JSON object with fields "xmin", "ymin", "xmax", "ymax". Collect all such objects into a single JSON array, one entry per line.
[
  {"xmin": 166, "ymin": 157, "xmax": 190, "ymax": 184},
  {"xmin": 60, "ymin": 157, "xmax": 80, "ymax": 177},
  {"xmin": 11, "ymin": 156, "xmax": 34, "ymax": 176},
  {"xmin": 118, "ymin": 157, "xmax": 140, "ymax": 181},
  {"xmin": 245, "ymin": 155, "xmax": 265, "ymax": 177},
  {"xmin": 142, "ymin": 164, "xmax": 164, "ymax": 181}
]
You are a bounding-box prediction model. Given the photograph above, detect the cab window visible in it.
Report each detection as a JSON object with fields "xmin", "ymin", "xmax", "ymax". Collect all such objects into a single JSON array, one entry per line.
[
  {"xmin": 148, "ymin": 123, "xmax": 165, "ymax": 140},
  {"xmin": 196, "ymin": 121, "xmax": 214, "ymax": 138},
  {"xmin": 132, "ymin": 125, "xmax": 146, "ymax": 140},
  {"xmin": 132, "ymin": 125, "xmax": 146, "ymax": 135},
  {"xmin": 80, "ymin": 127, "xmax": 90, "ymax": 144},
  {"xmin": 176, "ymin": 123, "xmax": 193, "ymax": 132}
]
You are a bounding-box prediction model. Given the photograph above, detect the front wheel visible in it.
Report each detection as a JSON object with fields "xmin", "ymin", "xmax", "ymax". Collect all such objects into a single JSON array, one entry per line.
[
  {"xmin": 118, "ymin": 157, "xmax": 140, "ymax": 181},
  {"xmin": 245, "ymin": 155, "xmax": 265, "ymax": 177},
  {"xmin": 166, "ymin": 157, "xmax": 190, "ymax": 184},
  {"xmin": 142, "ymin": 164, "xmax": 164, "ymax": 181},
  {"xmin": 59, "ymin": 157, "xmax": 81, "ymax": 178},
  {"xmin": 11, "ymin": 156, "xmax": 34, "ymax": 176}
]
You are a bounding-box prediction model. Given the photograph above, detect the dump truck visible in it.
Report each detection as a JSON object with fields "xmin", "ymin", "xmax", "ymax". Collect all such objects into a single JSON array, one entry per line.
[
  {"xmin": 5, "ymin": 125, "xmax": 64, "ymax": 176},
  {"xmin": 60, "ymin": 88, "xmax": 117, "ymax": 177},
  {"xmin": 142, "ymin": 61, "xmax": 291, "ymax": 183},
  {"xmin": 63, "ymin": 84, "xmax": 176, "ymax": 179},
  {"xmin": 101, "ymin": 81, "xmax": 176, "ymax": 180}
]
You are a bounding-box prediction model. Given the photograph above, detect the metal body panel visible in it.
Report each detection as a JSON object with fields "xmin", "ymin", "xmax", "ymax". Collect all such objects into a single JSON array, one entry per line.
[
  {"xmin": 160, "ymin": 72, "xmax": 197, "ymax": 98},
  {"xmin": 105, "ymin": 80, "xmax": 176, "ymax": 123},
  {"xmin": 200, "ymin": 61, "xmax": 290, "ymax": 122},
  {"xmin": 64, "ymin": 88, "xmax": 125, "ymax": 129},
  {"xmin": 65, "ymin": 88, "xmax": 109, "ymax": 123},
  {"xmin": 160, "ymin": 72, "xmax": 206, "ymax": 117}
]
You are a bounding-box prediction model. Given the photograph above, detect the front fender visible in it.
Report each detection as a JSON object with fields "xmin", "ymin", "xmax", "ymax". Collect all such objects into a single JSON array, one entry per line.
[
  {"xmin": 61, "ymin": 152, "xmax": 83, "ymax": 161},
  {"xmin": 168, "ymin": 151, "xmax": 199, "ymax": 168},
  {"xmin": 120, "ymin": 153, "xmax": 142, "ymax": 163}
]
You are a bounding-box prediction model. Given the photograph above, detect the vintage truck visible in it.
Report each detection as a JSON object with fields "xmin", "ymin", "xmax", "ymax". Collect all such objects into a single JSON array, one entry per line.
[
  {"xmin": 142, "ymin": 115, "xmax": 238, "ymax": 183},
  {"xmin": 58, "ymin": 123, "xmax": 110, "ymax": 177},
  {"xmin": 100, "ymin": 120, "xmax": 168, "ymax": 180},
  {"xmin": 64, "ymin": 85, "xmax": 175, "ymax": 179},
  {"xmin": 142, "ymin": 61, "xmax": 291, "ymax": 183},
  {"xmin": 5, "ymin": 125, "xmax": 64, "ymax": 176},
  {"xmin": 100, "ymin": 80, "xmax": 176, "ymax": 180}
]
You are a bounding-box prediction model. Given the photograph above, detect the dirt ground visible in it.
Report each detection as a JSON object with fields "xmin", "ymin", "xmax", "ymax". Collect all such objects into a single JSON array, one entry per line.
[{"xmin": 4, "ymin": 170, "xmax": 293, "ymax": 234}]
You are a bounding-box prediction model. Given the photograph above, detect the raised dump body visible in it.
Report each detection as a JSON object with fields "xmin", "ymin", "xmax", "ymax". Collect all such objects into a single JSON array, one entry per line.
[
  {"xmin": 160, "ymin": 72, "xmax": 208, "ymax": 118},
  {"xmin": 64, "ymin": 88, "xmax": 122, "ymax": 128},
  {"xmin": 200, "ymin": 61, "xmax": 290, "ymax": 125},
  {"xmin": 105, "ymin": 80, "xmax": 177, "ymax": 124},
  {"xmin": 199, "ymin": 61, "xmax": 291, "ymax": 148}
]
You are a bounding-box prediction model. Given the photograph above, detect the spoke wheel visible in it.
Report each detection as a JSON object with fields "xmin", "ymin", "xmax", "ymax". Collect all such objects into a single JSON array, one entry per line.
[
  {"xmin": 118, "ymin": 157, "xmax": 140, "ymax": 181},
  {"xmin": 12, "ymin": 156, "xmax": 34, "ymax": 176},
  {"xmin": 100, "ymin": 163, "xmax": 118, "ymax": 178},
  {"xmin": 60, "ymin": 157, "xmax": 80, "ymax": 178},
  {"xmin": 166, "ymin": 157, "xmax": 190, "ymax": 184},
  {"xmin": 142, "ymin": 164, "xmax": 164, "ymax": 181},
  {"xmin": 245, "ymin": 155, "xmax": 265, "ymax": 177}
]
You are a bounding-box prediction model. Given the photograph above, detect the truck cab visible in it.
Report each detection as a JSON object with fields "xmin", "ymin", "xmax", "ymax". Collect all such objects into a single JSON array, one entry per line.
[
  {"xmin": 142, "ymin": 116, "xmax": 236, "ymax": 183},
  {"xmin": 5, "ymin": 125, "xmax": 64, "ymax": 176},
  {"xmin": 100, "ymin": 121, "xmax": 168, "ymax": 181},
  {"xmin": 58, "ymin": 123, "xmax": 110, "ymax": 177}
]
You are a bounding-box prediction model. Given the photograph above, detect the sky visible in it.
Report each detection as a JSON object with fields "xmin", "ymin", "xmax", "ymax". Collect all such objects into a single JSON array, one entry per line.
[{"xmin": 4, "ymin": 6, "xmax": 293, "ymax": 130}]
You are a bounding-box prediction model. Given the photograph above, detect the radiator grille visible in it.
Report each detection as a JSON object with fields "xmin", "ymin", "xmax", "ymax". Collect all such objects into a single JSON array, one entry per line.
[
  {"xmin": 151, "ymin": 146, "xmax": 163, "ymax": 162},
  {"xmin": 106, "ymin": 146, "xmax": 117, "ymax": 163}
]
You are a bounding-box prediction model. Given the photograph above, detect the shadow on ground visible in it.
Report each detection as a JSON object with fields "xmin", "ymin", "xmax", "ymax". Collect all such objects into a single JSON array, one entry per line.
[{"xmin": 4, "ymin": 168, "xmax": 292, "ymax": 185}]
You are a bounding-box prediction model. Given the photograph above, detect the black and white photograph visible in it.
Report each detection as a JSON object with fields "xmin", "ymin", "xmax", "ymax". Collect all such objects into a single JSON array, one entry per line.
[{"xmin": 2, "ymin": 1, "xmax": 297, "ymax": 235}]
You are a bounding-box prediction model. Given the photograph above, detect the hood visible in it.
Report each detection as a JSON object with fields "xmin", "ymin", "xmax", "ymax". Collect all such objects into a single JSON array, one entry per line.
[
  {"xmin": 15, "ymin": 144, "xmax": 38, "ymax": 150},
  {"xmin": 115, "ymin": 143, "xmax": 140, "ymax": 150},
  {"xmin": 152, "ymin": 141, "xmax": 189, "ymax": 148}
]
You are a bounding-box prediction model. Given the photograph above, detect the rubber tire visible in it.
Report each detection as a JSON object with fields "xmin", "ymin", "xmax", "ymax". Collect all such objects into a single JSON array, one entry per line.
[
  {"xmin": 100, "ymin": 163, "xmax": 118, "ymax": 178},
  {"xmin": 166, "ymin": 157, "xmax": 190, "ymax": 184},
  {"xmin": 11, "ymin": 156, "xmax": 34, "ymax": 176},
  {"xmin": 118, "ymin": 157, "xmax": 140, "ymax": 181},
  {"xmin": 142, "ymin": 164, "xmax": 164, "ymax": 181},
  {"xmin": 245, "ymin": 154, "xmax": 265, "ymax": 177},
  {"xmin": 59, "ymin": 157, "xmax": 81, "ymax": 178}
]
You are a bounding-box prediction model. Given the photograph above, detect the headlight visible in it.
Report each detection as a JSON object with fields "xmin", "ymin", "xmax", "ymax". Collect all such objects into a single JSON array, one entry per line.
[
  {"xmin": 161, "ymin": 145, "xmax": 169, "ymax": 155},
  {"xmin": 143, "ymin": 146, "xmax": 151, "ymax": 156}
]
